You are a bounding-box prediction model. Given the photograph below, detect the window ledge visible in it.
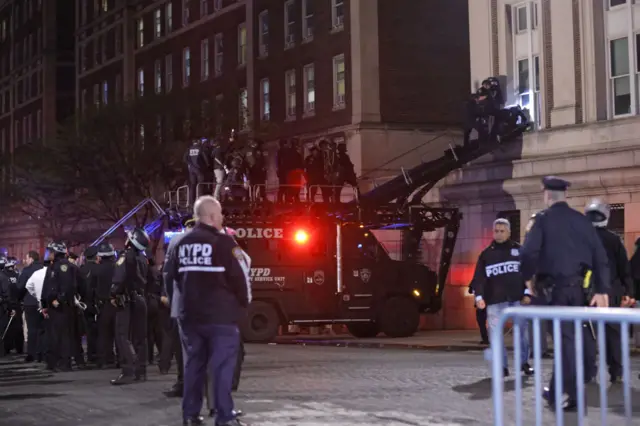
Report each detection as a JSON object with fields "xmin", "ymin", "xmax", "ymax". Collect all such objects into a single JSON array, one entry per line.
[
  {"xmin": 303, "ymin": 111, "xmax": 315, "ymax": 119},
  {"xmin": 330, "ymin": 25, "xmax": 344, "ymax": 34},
  {"xmin": 285, "ymin": 116, "xmax": 296, "ymax": 122},
  {"xmin": 332, "ymin": 103, "xmax": 346, "ymax": 111}
]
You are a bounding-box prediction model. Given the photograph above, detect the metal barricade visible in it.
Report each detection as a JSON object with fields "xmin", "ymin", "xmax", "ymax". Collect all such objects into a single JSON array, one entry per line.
[
  {"xmin": 491, "ymin": 306, "xmax": 639, "ymax": 426},
  {"xmin": 175, "ymin": 185, "xmax": 189, "ymax": 208}
]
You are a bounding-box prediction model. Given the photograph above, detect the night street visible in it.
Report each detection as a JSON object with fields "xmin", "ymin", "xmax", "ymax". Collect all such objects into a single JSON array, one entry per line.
[{"xmin": 0, "ymin": 344, "xmax": 639, "ymax": 426}]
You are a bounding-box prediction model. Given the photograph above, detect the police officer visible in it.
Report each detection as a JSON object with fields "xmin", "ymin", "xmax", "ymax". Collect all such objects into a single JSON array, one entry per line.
[
  {"xmin": 584, "ymin": 199, "xmax": 634, "ymax": 383},
  {"xmin": 521, "ymin": 176, "xmax": 609, "ymax": 412},
  {"xmin": 471, "ymin": 218, "xmax": 533, "ymax": 377},
  {"xmin": 1, "ymin": 257, "xmax": 22, "ymax": 355},
  {"xmin": 0, "ymin": 256, "xmax": 15, "ymax": 357},
  {"xmin": 184, "ymin": 138, "xmax": 210, "ymax": 206},
  {"xmin": 41, "ymin": 241, "xmax": 85, "ymax": 371},
  {"xmin": 79, "ymin": 246, "xmax": 101, "ymax": 364},
  {"xmin": 146, "ymin": 256, "xmax": 163, "ymax": 365},
  {"xmin": 17, "ymin": 251, "xmax": 44, "ymax": 362},
  {"xmin": 164, "ymin": 196, "xmax": 250, "ymax": 426},
  {"xmin": 96, "ymin": 242, "xmax": 118, "ymax": 368},
  {"xmin": 110, "ymin": 228, "xmax": 149, "ymax": 385}
]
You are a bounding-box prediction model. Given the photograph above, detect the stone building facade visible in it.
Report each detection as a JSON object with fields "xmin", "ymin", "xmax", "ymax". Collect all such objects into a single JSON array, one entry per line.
[{"xmin": 422, "ymin": 0, "xmax": 640, "ymax": 330}]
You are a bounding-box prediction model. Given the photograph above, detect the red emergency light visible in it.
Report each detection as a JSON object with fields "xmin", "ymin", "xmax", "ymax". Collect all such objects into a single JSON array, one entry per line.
[{"xmin": 293, "ymin": 229, "xmax": 309, "ymax": 244}]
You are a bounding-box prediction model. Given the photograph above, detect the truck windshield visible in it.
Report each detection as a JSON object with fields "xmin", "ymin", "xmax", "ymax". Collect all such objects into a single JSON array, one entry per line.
[{"xmin": 370, "ymin": 228, "xmax": 444, "ymax": 272}]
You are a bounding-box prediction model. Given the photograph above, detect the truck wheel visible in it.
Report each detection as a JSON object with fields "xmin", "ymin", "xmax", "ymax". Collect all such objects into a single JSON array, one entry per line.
[
  {"xmin": 241, "ymin": 301, "xmax": 280, "ymax": 343},
  {"xmin": 347, "ymin": 323, "xmax": 380, "ymax": 338},
  {"xmin": 379, "ymin": 297, "xmax": 419, "ymax": 338}
]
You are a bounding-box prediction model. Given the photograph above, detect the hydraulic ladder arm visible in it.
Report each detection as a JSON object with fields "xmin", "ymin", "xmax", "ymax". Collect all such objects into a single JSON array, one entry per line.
[{"xmin": 90, "ymin": 198, "xmax": 166, "ymax": 247}]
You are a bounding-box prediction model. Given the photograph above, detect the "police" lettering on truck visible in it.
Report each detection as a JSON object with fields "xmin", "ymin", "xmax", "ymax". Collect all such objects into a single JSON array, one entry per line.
[{"xmin": 234, "ymin": 228, "xmax": 284, "ymax": 239}]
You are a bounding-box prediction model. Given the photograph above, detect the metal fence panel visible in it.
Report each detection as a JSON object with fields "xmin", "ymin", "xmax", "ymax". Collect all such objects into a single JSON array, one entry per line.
[{"xmin": 491, "ymin": 306, "xmax": 640, "ymax": 426}]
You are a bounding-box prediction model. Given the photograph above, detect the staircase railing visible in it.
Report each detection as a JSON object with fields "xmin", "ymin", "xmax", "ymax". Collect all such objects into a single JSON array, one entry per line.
[{"xmin": 90, "ymin": 198, "xmax": 166, "ymax": 247}]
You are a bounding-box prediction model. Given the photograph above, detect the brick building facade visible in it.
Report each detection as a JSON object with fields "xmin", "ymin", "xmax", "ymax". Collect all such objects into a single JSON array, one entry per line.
[{"xmin": 0, "ymin": 0, "xmax": 75, "ymax": 258}]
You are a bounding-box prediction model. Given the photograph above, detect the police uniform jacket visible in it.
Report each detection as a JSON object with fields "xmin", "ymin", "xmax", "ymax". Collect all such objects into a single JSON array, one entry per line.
[
  {"xmin": 594, "ymin": 227, "xmax": 633, "ymax": 299},
  {"xmin": 41, "ymin": 257, "xmax": 82, "ymax": 307},
  {"xmin": 110, "ymin": 248, "xmax": 148, "ymax": 296},
  {"xmin": 0, "ymin": 271, "xmax": 14, "ymax": 310},
  {"xmin": 471, "ymin": 240, "xmax": 525, "ymax": 306},
  {"xmin": 17, "ymin": 262, "xmax": 43, "ymax": 307},
  {"xmin": 165, "ymin": 223, "xmax": 251, "ymax": 325},
  {"xmin": 183, "ymin": 142, "xmax": 209, "ymax": 170},
  {"xmin": 521, "ymin": 202, "xmax": 610, "ymax": 294},
  {"xmin": 95, "ymin": 257, "xmax": 116, "ymax": 300},
  {"xmin": 79, "ymin": 261, "xmax": 100, "ymax": 310}
]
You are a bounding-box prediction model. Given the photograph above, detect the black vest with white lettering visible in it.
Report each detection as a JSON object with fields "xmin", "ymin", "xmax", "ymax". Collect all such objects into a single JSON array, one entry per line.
[{"xmin": 479, "ymin": 240, "xmax": 526, "ymax": 305}]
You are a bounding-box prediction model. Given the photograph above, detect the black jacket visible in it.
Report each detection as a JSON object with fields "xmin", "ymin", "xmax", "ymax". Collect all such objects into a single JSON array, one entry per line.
[
  {"xmin": 17, "ymin": 262, "xmax": 43, "ymax": 307},
  {"xmin": 594, "ymin": 227, "xmax": 633, "ymax": 299},
  {"xmin": 628, "ymin": 238, "xmax": 640, "ymax": 299},
  {"xmin": 79, "ymin": 261, "xmax": 100, "ymax": 310},
  {"xmin": 41, "ymin": 257, "xmax": 83, "ymax": 307},
  {"xmin": 110, "ymin": 248, "xmax": 148, "ymax": 296},
  {"xmin": 95, "ymin": 257, "xmax": 116, "ymax": 300},
  {"xmin": 164, "ymin": 223, "xmax": 250, "ymax": 325},
  {"xmin": 471, "ymin": 240, "xmax": 526, "ymax": 306},
  {"xmin": 0, "ymin": 271, "xmax": 15, "ymax": 310}
]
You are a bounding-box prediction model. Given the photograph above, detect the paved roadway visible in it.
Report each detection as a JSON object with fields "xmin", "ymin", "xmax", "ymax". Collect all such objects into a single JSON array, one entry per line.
[{"xmin": 0, "ymin": 344, "xmax": 639, "ymax": 426}]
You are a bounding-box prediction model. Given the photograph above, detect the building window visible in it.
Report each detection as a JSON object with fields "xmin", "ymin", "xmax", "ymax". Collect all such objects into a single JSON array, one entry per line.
[
  {"xmin": 515, "ymin": 4, "xmax": 527, "ymax": 33},
  {"xmin": 200, "ymin": 0, "xmax": 207, "ymax": 16},
  {"xmin": 137, "ymin": 18, "xmax": 144, "ymax": 48},
  {"xmin": 610, "ymin": 37, "xmax": 631, "ymax": 116},
  {"xmin": 101, "ymin": 0, "xmax": 108, "ymax": 12},
  {"xmin": 115, "ymin": 74, "xmax": 121, "ymax": 101},
  {"xmin": 258, "ymin": 11, "xmax": 268, "ymax": 58},
  {"xmin": 333, "ymin": 54, "xmax": 346, "ymax": 108},
  {"xmin": 303, "ymin": 63, "xmax": 315, "ymax": 114},
  {"xmin": 608, "ymin": 204, "xmax": 625, "ymax": 237},
  {"xmin": 182, "ymin": 0, "xmax": 190, "ymax": 26},
  {"xmin": 183, "ymin": 47, "xmax": 191, "ymax": 86},
  {"xmin": 610, "ymin": 0, "xmax": 627, "ymax": 8},
  {"xmin": 239, "ymin": 88, "xmax": 248, "ymax": 130},
  {"xmin": 156, "ymin": 115, "xmax": 163, "ymax": 143},
  {"xmin": 331, "ymin": 0, "xmax": 344, "ymax": 30},
  {"xmin": 137, "ymin": 68, "xmax": 144, "ymax": 96},
  {"xmin": 154, "ymin": 9, "xmax": 162, "ymax": 39},
  {"xmin": 214, "ymin": 0, "xmax": 222, "ymax": 11},
  {"xmin": 139, "ymin": 124, "xmax": 145, "ymax": 149},
  {"xmin": 214, "ymin": 33, "xmax": 223, "ymax": 76},
  {"xmin": 517, "ymin": 57, "xmax": 530, "ymax": 105},
  {"xmin": 155, "ymin": 60, "xmax": 162, "ymax": 93},
  {"xmin": 166, "ymin": 54, "xmax": 173, "ymax": 92},
  {"xmin": 166, "ymin": 3, "xmax": 173, "ymax": 33},
  {"xmin": 302, "ymin": 0, "xmax": 313, "ymax": 41},
  {"xmin": 238, "ymin": 24, "xmax": 247, "ymax": 66},
  {"xmin": 284, "ymin": 0, "xmax": 295, "ymax": 48},
  {"xmin": 93, "ymin": 83, "xmax": 100, "ymax": 107},
  {"xmin": 260, "ymin": 79, "xmax": 270, "ymax": 121},
  {"xmin": 101, "ymin": 35, "xmax": 107, "ymax": 62},
  {"xmin": 285, "ymin": 69, "xmax": 296, "ymax": 119},
  {"xmin": 36, "ymin": 109, "xmax": 41, "ymax": 138},
  {"xmin": 102, "ymin": 81, "xmax": 108, "ymax": 104},
  {"xmin": 201, "ymin": 39, "xmax": 209, "ymax": 80}
]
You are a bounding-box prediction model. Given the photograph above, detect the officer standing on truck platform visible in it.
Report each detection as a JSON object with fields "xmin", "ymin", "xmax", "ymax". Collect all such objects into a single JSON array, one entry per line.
[
  {"xmin": 164, "ymin": 195, "xmax": 250, "ymax": 426},
  {"xmin": 520, "ymin": 176, "xmax": 610, "ymax": 412},
  {"xmin": 110, "ymin": 228, "xmax": 149, "ymax": 385},
  {"xmin": 584, "ymin": 199, "xmax": 635, "ymax": 384},
  {"xmin": 471, "ymin": 218, "xmax": 533, "ymax": 377}
]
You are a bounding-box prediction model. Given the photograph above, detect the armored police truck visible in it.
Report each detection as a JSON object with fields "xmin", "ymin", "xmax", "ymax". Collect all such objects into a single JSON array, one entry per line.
[{"xmin": 90, "ymin": 89, "xmax": 529, "ymax": 343}]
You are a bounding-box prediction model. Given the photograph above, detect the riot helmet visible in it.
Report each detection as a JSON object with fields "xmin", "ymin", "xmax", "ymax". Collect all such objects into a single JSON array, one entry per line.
[
  {"xmin": 5, "ymin": 257, "xmax": 17, "ymax": 269},
  {"xmin": 97, "ymin": 242, "xmax": 116, "ymax": 258},
  {"xmin": 585, "ymin": 199, "xmax": 610, "ymax": 228},
  {"xmin": 47, "ymin": 241, "xmax": 68, "ymax": 255},
  {"xmin": 126, "ymin": 227, "xmax": 150, "ymax": 251},
  {"xmin": 0, "ymin": 256, "xmax": 6, "ymax": 269}
]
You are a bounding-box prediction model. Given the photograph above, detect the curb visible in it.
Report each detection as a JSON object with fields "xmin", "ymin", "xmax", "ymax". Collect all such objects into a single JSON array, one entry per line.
[
  {"xmin": 272, "ymin": 338, "xmax": 640, "ymax": 355},
  {"xmin": 272, "ymin": 339, "xmax": 489, "ymax": 352}
]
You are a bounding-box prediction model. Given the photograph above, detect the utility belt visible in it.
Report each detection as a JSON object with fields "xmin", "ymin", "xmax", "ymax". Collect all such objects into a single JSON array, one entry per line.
[{"xmin": 113, "ymin": 291, "xmax": 144, "ymax": 308}]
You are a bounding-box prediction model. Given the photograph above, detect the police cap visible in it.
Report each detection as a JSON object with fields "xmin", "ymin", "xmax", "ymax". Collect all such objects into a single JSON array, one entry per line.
[
  {"xmin": 84, "ymin": 246, "xmax": 99, "ymax": 259},
  {"xmin": 542, "ymin": 176, "xmax": 570, "ymax": 192}
]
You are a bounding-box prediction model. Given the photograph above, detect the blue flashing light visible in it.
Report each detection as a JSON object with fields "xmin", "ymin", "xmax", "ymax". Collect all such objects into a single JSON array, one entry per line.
[
  {"xmin": 378, "ymin": 223, "xmax": 412, "ymax": 230},
  {"xmin": 357, "ymin": 244, "xmax": 363, "ymax": 249}
]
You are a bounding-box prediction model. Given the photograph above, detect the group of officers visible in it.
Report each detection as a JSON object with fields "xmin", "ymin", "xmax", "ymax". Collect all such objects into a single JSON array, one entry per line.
[
  {"xmin": 470, "ymin": 175, "xmax": 639, "ymax": 413},
  {"xmin": 0, "ymin": 209, "xmax": 249, "ymax": 426},
  {"xmin": 183, "ymin": 133, "xmax": 358, "ymax": 206}
]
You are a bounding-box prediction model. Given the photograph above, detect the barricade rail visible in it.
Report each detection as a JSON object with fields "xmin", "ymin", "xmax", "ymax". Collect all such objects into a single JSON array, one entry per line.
[
  {"xmin": 491, "ymin": 306, "xmax": 640, "ymax": 426},
  {"xmin": 166, "ymin": 183, "xmax": 358, "ymax": 208}
]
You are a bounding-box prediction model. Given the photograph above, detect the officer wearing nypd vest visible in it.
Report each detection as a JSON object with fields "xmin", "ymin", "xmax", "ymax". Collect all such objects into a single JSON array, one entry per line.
[
  {"xmin": 471, "ymin": 217, "xmax": 534, "ymax": 377},
  {"xmin": 164, "ymin": 195, "xmax": 250, "ymax": 426},
  {"xmin": 584, "ymin": 199, "xmax": 635, "ymax": 384},
  {"xmin": 521, "ymin": 176, "xmax": 609, "ymax": 412},
  {"xmin": 110, "ymin": 227, "xmax": 150, "ymax": 385}
]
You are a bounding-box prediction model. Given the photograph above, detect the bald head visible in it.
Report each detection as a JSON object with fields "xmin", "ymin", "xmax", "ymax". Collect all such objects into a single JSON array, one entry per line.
[{"xmin": 193, "ymin": 196, "xmax": 223, "ymax": 229}]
